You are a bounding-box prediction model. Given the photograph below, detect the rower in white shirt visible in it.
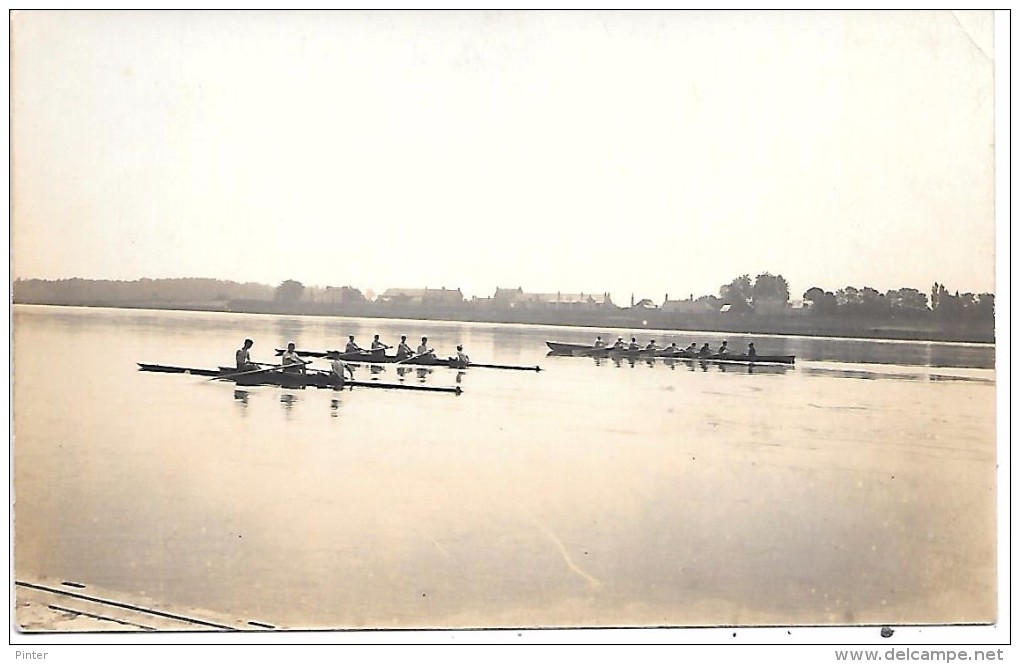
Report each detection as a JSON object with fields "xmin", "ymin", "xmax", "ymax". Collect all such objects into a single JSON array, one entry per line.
[
  {"xmin": 280, "ymin": 342, "xmax": 307, "ymax": 374},
  {"xmin": 395, "ymin": 335, "xmax": 414, "ymax": 359},
  {"xmin": 345, "ymin": 336, "xmax": 364, "ymax": 354},
  {"xmin": 370, "ymin": 334, "xmax": 391, "ymax": 353}
]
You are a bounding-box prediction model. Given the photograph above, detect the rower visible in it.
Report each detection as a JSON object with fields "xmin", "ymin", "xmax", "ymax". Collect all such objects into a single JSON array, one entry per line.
[
  {"xmin": 664, "ymin": 341, "xmax": 680, "ymax": 354},
  {"xmin": 416, "ymin": 336, "xmax": 435, "ymax": 359},
  {"xmin": 686, "ymin": 343, "xmax": 698, "ymax": 355},
  {"xmin": 235, "ymin": 338, "xmax": 258, "ymax": 371},
  {"xmin": 331, "ymin": 355, "xmax": 355, "ymax": 385},
  {"xmin": 281, "ymin": 342, "xmax": 307, "ymax": 374},
  {"xmin": 698, "ymin": 343, "xmax": 713, "ymax": 357},
  {"xmin": 628, "ymin": 337, "xmax": 641, "ymax": 351},
  {"xmin": 718, "ymin": 340, "xmax": 729, "ymax": 355},
  {"xmin": 747, "ymin": 342, "xmax": 757, "ymax": 359},
  {"xmin": 612, "ymin": 337, "xmax": 627, "ymax": 350},
  {"xmin": 644, "ymin": 339, "xmax": 660, "ymax": 351},
  {"xmin": 345, "ymin": 335, "xmax": 364, "ymax": 353},
  {"xmin": 593, "ymin": 335, "xmax": 607, "ymax": 349},
  {"xmin": 395, "ymin": 335, "xmax": 414, "ymax": 359},
  {"xmin": 370, "ymin": 334, "xmax": 391, "ymax": 353},
  {"xmin": 455, "ymin": 344, "xmax": 470, "ymax": 365}
]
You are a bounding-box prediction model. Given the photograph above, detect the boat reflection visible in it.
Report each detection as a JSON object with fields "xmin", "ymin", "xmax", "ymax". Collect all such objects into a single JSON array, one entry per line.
[
  {"xmin": 549, "ymin": 351, "xmax": 792, "ymax": 375},
  {"xmin": 280, "ymin": 393, "xmax": 298, "ymax": 415},
  {"xmin": 395, "ymin": 366, "xmax": 434, "ymax": 382},
  {"xmin": 233, "ymin": 390, "xmax": 250, "ymax": 409}
]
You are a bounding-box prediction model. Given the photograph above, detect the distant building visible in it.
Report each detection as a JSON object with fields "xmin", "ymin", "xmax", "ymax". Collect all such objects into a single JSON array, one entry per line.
[
  {"xmin": 378, "ymin": 287, "xmax": 465, "ymax": 306},
  {"xmin": 486, "ymin": 287, "xmax": 614, "ymax": 310},
  {"xmin": 492, "ymin": 287, "xmax": 524, "ymax": 308},
  {"xmin": 522, "ymin": 292, "xmax": 614, "ymax": 309}
]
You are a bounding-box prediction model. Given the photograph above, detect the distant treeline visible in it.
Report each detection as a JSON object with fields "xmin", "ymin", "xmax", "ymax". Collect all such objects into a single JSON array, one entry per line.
[
  {"xmin": 12, "ymin": 277, "xmax": 275, "ymax": 306},
  {"xmin": 12, "ymin": 276, "xmax": 995, "ymax": 343}
]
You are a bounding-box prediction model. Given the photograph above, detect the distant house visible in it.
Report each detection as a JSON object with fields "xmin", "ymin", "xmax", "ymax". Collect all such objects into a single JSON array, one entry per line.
[
  {"xmin": 492, "ymin": 287, "xmax": 525, "ymax": 308},
  {"xmin": 520, "ymin": 291, "xmax": 615, "ymax": 309},
  {"xmin": 378, "ymin": 287, "xmax": 465, "ymax": 306},
  {"xmin": 488, "ymin": 288, "xmax": 614, "ymax": 310}
]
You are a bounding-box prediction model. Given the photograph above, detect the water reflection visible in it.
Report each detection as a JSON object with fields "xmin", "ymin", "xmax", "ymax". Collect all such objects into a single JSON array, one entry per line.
[
  {"xmin": 329, "ymin": 398, "xmax": 342, "ymax": 418},
  {"xmin": 233, "ymin": 390, "xmax": 250, "ymax": 410},
  {"xmin": 565, "ymin": 352, "xmax": 793, "ymax": 375},
  {"xmin": 800, "ymin": 366, "xmax": 993, "ymax": 384},
  {"xmin": 280, "ymin": 393, "xmax": 298, "ymax": 416}
]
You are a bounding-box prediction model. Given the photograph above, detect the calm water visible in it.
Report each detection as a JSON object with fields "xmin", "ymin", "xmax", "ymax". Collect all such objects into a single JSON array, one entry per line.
[{"xmin": 12, "ymin": 305, "xmax": 997, "ymax": 629}]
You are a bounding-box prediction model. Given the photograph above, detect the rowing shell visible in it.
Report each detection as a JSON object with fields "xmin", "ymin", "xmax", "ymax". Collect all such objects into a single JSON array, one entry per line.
[
  {"xmin": 544, "ymin": 341, "xmax": 795, "ymax": 365},
  {"xmin": 137, "ymin": 363, "xmax": 462, "ymax": 394},
  {"xmin": 273, "ymin": 349, "xmax": 541, "ymax": 372}
]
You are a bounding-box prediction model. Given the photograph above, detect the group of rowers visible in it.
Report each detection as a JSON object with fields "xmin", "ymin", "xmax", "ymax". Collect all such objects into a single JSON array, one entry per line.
[
  {"xmin": 234, "ymin": 335, "xmax": 471, "ymax": 380},
  {"xmin": 592, "ymin": 335, "xmax": 757, "ymax": 358}
]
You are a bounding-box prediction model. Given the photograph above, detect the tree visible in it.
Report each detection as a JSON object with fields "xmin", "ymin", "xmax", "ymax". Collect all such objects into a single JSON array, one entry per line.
[
  {"xmin": 751, "ymin": 272, "xmax": 790, "ymax": 311},
  {"xmin": 275, "ymin": 279, "xmax": 305, "ymax": 303},
  {"xmin": 694, "ymin": 294, "xmax": 722, "ymax": 312},
  {"xmin": 719, "ymin": 275, "xmax": 753, "ymax": 312},
  {"xmin": 803, "ymin": 287, "xmax": 837, "ymax": 315},
  {"xmin": 859, "ymin": 287, "xmax": 887, "ymax": 315},
  {"xmin": 886, "ymin": 288, "xmax": 929, "ymax": 313}
]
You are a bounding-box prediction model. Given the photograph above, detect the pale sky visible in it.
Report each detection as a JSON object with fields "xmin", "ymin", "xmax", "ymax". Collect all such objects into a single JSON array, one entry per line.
[{"xmin": 11, "ymin": 10, "xmax": 999, "ymax": 303}]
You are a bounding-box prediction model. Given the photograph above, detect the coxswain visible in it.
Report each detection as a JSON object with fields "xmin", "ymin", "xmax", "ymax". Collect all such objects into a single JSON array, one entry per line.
[
  {"xmin": 281, "ymin": 342, "xmax": 307, "ymax": 374},
  {"xmin": 455, "ymin": 344, "xmax": 471, "ymax": 365},
  {"xmin": 612, "ymin": 337, "xmax": 627, "ymax": 350},
  {"xmin": 628, "ymin": 337, "xmax": 641, "ymax": 351},
  {"xmin": 370, "ymin": 334, "xmax": 391, "ymax": 353},
  {"xmin": 718, "ymin": 340, "xmax": 729, "ymax": 355},
  {"xmin": 593, "ymin": 335, "xmax": 607, "ymax": 348},
  {"xmin": 345, "ymin": 335, "xmax": 363, "ymax": 354},
  {"xmin": 747, "ymin": 342, "xmax": 757, "ymax": 359},
  {"xmin": 395, "ymin": 335, "xmax": 414, "ymax": 359},
  {"xmin": 699, "ymin": 343, "xmax": 713, "ymax": 357},
  {"xmin": 235, "ymin": 338, "xmax": 258, "ymax": 371}
]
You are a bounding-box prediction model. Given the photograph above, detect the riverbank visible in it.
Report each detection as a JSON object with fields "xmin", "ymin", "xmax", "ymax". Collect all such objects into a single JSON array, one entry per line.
[{"xmin": 11, "ymin": 300, "xmax": 996, "ymax": 344}]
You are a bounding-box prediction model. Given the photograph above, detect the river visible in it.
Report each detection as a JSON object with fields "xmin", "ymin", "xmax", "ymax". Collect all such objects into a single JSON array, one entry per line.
[{"xmin": 11, "ymin": 304, "xmax": 998, "ymax": 630}]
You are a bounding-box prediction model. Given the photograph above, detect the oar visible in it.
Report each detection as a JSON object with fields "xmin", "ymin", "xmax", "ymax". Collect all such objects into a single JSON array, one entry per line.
[
  {"xmin": 211, "ymin": 360, "xmax": 311, "ymax": 382},
  {"xmin": 395, "ymin": 348, "xmax": 435, "ymax": 365},
  {"xmin": 458, "ymin": 362, "xmax": 542, "ymax": 372}
]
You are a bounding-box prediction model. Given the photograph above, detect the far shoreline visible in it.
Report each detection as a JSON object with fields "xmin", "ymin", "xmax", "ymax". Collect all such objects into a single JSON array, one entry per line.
[{"xmin": 11, "ymin": 301, "xmax": 996, "ymax": 346}]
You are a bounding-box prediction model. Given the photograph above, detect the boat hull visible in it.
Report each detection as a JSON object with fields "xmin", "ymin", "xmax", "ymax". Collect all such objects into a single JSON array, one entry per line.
[
  {"xmin": 545, "ymin": 342, "xmax": 794, "ymax": 365},
  {"xmin": 137, "ymin": 363, "xmax": 462, "ymax": 394},
  {"xmin": 273, "ymin": 349, "xmax": 540, "ymax": 371}
]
